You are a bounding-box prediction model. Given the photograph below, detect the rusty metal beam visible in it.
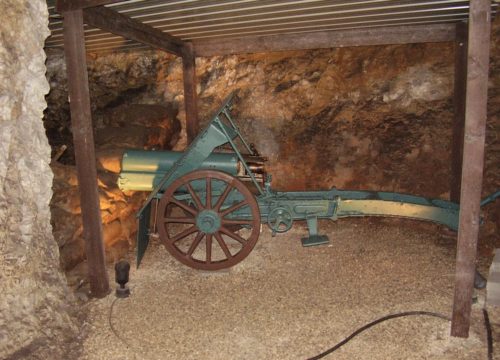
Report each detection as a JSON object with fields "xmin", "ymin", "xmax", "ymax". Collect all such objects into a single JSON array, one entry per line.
[
  {"xmin": 193, "ymin": 23, "xmax": 456, "ymax": 57},
  {"xmin": 451, "ymin": 0, "xmax": 491, "ymax": 338},
  {"xmin": 182, "ymin": 42, "xmax": 199, "ymax": 143},
  {"xmin": 83, "ymin": 6, "xmax": 184, "ymax": 56},
  {"xmin": 450, "ymin": 22, "xmax": 468, "ymax": 203},
  {"xmin": 62, "ymin": 9, "xmax": 110, "ymax": 298},
  {"xmin": 56, "ymin": 0, "xmax": 123, "ymax": 12}
]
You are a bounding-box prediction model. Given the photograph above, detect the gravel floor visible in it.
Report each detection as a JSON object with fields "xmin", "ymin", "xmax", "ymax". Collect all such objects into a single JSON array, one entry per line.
[{"xmin": 75, "ymin": 218, "xmax": 498, "ymax": 359}]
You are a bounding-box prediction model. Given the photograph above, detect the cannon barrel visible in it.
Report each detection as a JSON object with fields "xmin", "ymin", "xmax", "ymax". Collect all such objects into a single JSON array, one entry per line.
[{"xmin": 118, "ymin": 149, "xmax": 265, "ymax": 191}]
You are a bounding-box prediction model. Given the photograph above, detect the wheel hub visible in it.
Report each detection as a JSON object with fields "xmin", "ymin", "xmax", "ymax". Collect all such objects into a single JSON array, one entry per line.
[{"xmin": 196, "ymin": 210, "xmax": 221, "ymax": 234}]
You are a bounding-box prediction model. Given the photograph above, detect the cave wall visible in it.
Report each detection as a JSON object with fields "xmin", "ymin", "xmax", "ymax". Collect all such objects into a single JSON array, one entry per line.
[
  {"xmin": 0, "ymin": 1, "xmax": 76, "ymax": 359},
  {"xmin": 45, "ymin": 49, "xmax": 170, "ymax": 164},
  {"xmin": 177, "ymin": 45, "xmax": 457, "ymax": 194},
  {"xmin": 45, "ymin": 50, "xmax": 183, "ymax": 272},
  {"xmin": 46, "ymin": 43, "xmax": 458, "ymax": 194},
  {"xmin": 44, "ymin": 18, "xmax": 500, "ymax": 268}
]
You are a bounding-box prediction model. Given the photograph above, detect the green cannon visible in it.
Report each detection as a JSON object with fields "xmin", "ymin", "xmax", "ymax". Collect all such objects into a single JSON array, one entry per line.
[
  {"xmin": 120, "ymin": 92, "xmax": 499, "ymax": 276},
  {"xmin": 119, "ymin": 150, "xmax": 266, "ymax": 192}
]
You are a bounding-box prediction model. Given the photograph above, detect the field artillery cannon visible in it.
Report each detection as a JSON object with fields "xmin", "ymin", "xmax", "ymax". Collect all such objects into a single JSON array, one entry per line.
[{"xmin": 119, "ymin": 93, "xmax": 500, "ymax": 275}]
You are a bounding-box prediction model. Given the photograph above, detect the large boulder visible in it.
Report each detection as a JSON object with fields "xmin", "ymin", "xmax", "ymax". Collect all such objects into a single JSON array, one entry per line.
[{"xmin": 0, "ymin": 1, "xmax": 76, "ymax": 358}]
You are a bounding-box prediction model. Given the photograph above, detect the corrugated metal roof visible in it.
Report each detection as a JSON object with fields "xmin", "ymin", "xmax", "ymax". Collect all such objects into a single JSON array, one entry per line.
[{"xmin": 45, "ymin": 0, "xmax": 497, "ymax": 54}]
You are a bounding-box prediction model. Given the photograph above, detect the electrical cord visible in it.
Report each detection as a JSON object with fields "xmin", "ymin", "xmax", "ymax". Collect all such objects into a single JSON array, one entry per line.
[
  {"xmin": 108, "ymin": 296, "xmax": 153, "ymax": 360},
  {"xmin": 483, "ymin": 308, "xmax": 493, "ymax": 360},
  {"xmin": 108, "ymin": 300, "xmax": 494, "ymax": 360},
  {"xmin": 307, "ymin": 310, "xmax": 494, "ymax": 360},
  {"xmin": 307, "ymin": 311, "xmax": 449, "ymax": 360},
  {"xmin": 108, "ymin": 297, "xmax": 133, "ymax": 350}
]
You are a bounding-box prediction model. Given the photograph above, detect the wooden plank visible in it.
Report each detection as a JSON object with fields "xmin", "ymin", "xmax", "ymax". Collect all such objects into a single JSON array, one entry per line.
[
  {"xmin": 451, "ymin": 0, "xmax": 492, "ymax": 338},
  {"xmin": 182, "ymin": 42, "xmax": 199, "ymax": 143},
  {"xmin": 62, "ymin": 9, "xmax": 110, "ymax": 298},
  {"xmin": 450, "ymin": 22, "xmax": 468, "ymax": 203},
  {"xmin": 193, "ymin": 23, "xmax": 456, "ymax": 57},
  {"xmin": 82, "ymin": 6, "xmax": 184, "ymax": 56},
  {"xmin": 56, "ymin": 0, "xmax": 123, "ymax": 12}
]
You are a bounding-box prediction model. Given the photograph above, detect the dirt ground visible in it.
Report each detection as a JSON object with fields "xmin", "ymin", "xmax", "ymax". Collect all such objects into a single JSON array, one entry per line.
[{"xmin": 72, "ymin": 218, "xmax": 499, "ymax": 360}]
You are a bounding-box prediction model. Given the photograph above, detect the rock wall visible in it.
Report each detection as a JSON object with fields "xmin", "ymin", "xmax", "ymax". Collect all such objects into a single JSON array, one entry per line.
[
  {"xmin": 44, "ymin": 18, "xmax": 500, "ymax": 268},
  {"xmin": 0, "ymin": 1, "xmax": 76, "ymax": 359},
  {"xmin": 52, "ymin": 104, "xmax": 180, "ymax": 271},
  {"xmin": 126, "ymin": 39, "xmax": 494, "ymax": 199},
  {"xmin": 45, "ymin": 49, "xmax": 182, "ymax": 272},
  {"xmin": 45, "ymin": 49, "xmax": 168, "ymax": 164},
  {"xmin": 188, "ymin": 46, "xmax": 456, "ymax": 193}
]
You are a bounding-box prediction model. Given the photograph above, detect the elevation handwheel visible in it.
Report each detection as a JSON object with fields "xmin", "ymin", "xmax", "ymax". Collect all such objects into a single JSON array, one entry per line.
[{"xmin": 267, "ymin": 207, "xmax": 293, "ymax": 233}]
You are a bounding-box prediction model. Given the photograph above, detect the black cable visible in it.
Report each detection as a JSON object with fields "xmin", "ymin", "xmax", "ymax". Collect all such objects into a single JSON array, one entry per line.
[
  {"xmin": 108, "ymin": 296, "xmax": 150, "ymax": 360},
  {"xmin": 307, "ymin": 311, "xmax": 450, "ymax": 360},
  {"xmin": 483, "ymin": 308, "xmax": 493, "ymax": 360},
  {"xmin": 107, "ymin": 299, "xmax": 494, "ymax": 359},
  {"xmin": 108, "ymin": 297, "xmax": 133, "ymax": 349}
]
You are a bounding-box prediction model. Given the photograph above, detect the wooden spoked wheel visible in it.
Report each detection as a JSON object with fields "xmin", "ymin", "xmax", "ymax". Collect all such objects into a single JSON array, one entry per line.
[{"xmin": 157, "ymin": 170, "xmax": 261, "ymax": 271}]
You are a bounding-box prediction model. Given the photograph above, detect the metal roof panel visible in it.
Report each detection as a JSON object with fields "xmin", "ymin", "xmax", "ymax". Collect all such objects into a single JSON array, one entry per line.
[{"xmin": 45, "ymin": 0, "xmax": 497, "ymax": 54}]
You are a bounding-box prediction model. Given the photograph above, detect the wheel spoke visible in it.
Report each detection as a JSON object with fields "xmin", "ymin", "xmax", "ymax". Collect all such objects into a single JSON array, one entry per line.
[
  {"xmin": 221, "ymin": 200, "xmax": 248, "ymax": 217},
  {"xmin": 206, "ymin": 234, "xmax": 212, "ymax": 264},
  {"xmin": 164, "ymin": 217, "xmax": 195, "ymax": 224},
  {"xmin": 222, "ymin": 219, "xmax": 253, "ymax": 226},
  {"xmin": 170, "ymin": 198, "xmax": 198, "ymax": 216},
  {"xmin": 220, "ymin": 226, "xmax": 247, "ymax": 245},
  {"xmin": 171, "ymin": 225, "xmax": 198, "ymax": 243},
  {"xmin": 214, "ymin": 232, "xmax": 232, "ymax": 259},
  {"xmin": 206, "ymin": 177, "xmax": 212, "ymax": 209},
  {"xmin": 186, "ymin": 183, "xmax": 204, "ymax": 210},
  {"xmin": 159, "ymin": 169, "xmax": 261, "ymax": 271},
  {"xmin": 186, "ymin": 232, "xmax": 204, "ymax": 258},
  {"xmin": 214, "ymin": 183, "xmax": 233, "ymax": 210}
]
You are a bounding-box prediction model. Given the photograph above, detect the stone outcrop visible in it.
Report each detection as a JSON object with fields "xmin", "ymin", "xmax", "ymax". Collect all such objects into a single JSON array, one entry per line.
[
  {"xmin": 0, "ymin": 1, "xmax": 76, "ymax": 358},
  {"xmin": 45, "ymin": 49, "xmax": 165, "ymax": 164}
]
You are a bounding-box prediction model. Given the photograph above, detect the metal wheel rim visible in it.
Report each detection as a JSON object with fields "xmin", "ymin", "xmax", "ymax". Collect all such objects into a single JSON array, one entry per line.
[{"xmin": 157, "ymin": 170, "xmax": 261, "ymax": 271}]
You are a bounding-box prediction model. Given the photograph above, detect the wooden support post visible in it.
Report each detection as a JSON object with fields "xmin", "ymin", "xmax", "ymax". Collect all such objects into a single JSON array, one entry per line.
[
  {"xmin": 62, "ymin": 9, "xmax": 109, "ymax": 297},
  {"xmin": 182, "ymin": 42, "xmax": 199, "ymax": 143},
  {"xmin": 451, "ymin": 0, "xmax": 491, "ymax": 337},
  {"xmin": 450, "ymin": 22, "xmax": 468, "ymax": 203}
]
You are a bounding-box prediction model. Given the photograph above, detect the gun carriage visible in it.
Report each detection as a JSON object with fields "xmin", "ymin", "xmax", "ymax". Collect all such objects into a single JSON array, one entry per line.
[{"xmin": 119, "ymin": 93, "xmax": 499, "ymax": 273}]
